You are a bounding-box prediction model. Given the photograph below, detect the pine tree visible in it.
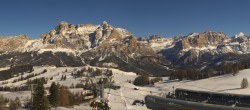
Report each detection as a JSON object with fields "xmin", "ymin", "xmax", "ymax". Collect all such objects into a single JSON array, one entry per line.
[
  {"xmin": 70, "ymin": 83, "xmax": 75, "ymax": 88},
  {"xmin": 0, "ymin": 95, "xmax": 6, "ymax": 108},
  {"xmin": 61, "ymin": 75, "xmax": 63, "ymax": 81},
  {"xmin": 241, "ymin": 78, "xmax": 249, "ymax": 89},
  {"xmin": 9, "ymin": 100, "xmax": 17, "ymax": 110},
  {"xmin": 33, "ymin": 82, "xmax": 50, "ymax": 110},
  {"xmin": 57, "ymin": 86, "xmax": 70, "ymax": 106},
  {"xmin": 64, "ymin": 75, "xmax": 67, "ymax": 80},
  {"xmin": 48, "ymin": 82, "xmax": 58, "ymax": 107},
  {"xmin": 14, "ymin": 97, "xmax": 21, "ymax": 108},
  {"xmin": 8, "ymin": 97, "xmax": 21, "ymax": 110},
  {"xmin": 133, "ymin": 75, "xmax": 150, "ymax": 86}
]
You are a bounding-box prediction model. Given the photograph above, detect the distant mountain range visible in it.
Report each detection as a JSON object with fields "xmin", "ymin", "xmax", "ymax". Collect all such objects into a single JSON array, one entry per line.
[{"xmin": 1, "ymin": 21, "xmax": 250, "ymax": 76}]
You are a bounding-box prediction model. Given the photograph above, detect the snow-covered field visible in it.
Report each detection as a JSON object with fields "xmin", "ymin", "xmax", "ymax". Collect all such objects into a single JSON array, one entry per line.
[
  {"xmin": 153, "ymin": 69, "xmax": 250, "ymax": 95},
  {"xmin": 1, "ymin": 66, "xmax": 250, "ymax": 110}
]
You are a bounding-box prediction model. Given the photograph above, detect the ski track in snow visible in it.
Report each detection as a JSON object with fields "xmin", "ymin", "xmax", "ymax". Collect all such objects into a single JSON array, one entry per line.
[{"xmin": 1, "ymin": 66, "xmax": 250, "ymax": 109}]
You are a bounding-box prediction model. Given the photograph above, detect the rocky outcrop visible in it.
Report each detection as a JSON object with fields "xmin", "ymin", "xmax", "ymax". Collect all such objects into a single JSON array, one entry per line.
[
  {"xmin": 138, "ymin": 35, "xmax": 174, "ymax": 51},
  {"xmin": 38, "ymin": 21, "xmax": 132, "ymax": 50},
  {"xmin": 179, "ymin": 32, "xmax": 229, "ymax": 50},
  {"xmin": 40, "ymin": 21, "xmax": 97, "ymax": 50},
  {"xmin": 0, "ymin": 35, "xmax": 31, "ymax": 52},
  {"xmin": 0, "ymin": 21, "xmax": 171, "ymax": 76},
  {"xmin": 2, "ymin": 20, "xmax": 250, "ymax": 75},
  {"xmin": 157, "ymin": 31, "xmax": 250, "ymax": 68},
  {"xmin": 231, "ymin": 32, "xmax": 249, "ymax": 43}
]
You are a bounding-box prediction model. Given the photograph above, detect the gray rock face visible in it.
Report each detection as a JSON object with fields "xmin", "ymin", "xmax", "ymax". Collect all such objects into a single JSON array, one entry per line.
[
  {"xmin": 2, "ymin": 21, "xmax": 250, "ymax": 75},
  {"xmin": 139, "ymin": 32, "xmax": 250, "ymax": 68},
  {"xmin": 0, "ymin": 35, "xmax": 31, "ymax": 52},
  {"xmin": 40, "ymin": 21, "xmax": 97, "ymax": 49},
  {"xmin": 0, "ymin": 21, "xmax": 170, "ymax": 76}
]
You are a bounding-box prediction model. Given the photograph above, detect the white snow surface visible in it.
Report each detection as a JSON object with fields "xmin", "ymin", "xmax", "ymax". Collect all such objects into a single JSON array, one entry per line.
[
  {"xmin": 235, "ymin": 32, "xmax": 245, "ymax": 38},
  {"xmin": 182, "ymin": 45, "xmax": 217, "ymax": 52},
  {"xmin": 115, "ymin": 28, "xmax": 131, "ymax": 38},
  {"xmin": 0, "ymin": 67, "xmax": 9, "ymax": 71},
  {"xmin": 2, "ymin": 66, "xmax": 250, "ymax": 109},
  {"xmin": 150, "ymin": 40, "xmax": 173, "ymax": 51}
]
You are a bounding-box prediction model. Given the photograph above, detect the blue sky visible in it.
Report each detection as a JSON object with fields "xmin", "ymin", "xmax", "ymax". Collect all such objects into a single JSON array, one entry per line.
[{"xmin": 0, "ymin": 0, "xmax": 249, "ymax": 39}]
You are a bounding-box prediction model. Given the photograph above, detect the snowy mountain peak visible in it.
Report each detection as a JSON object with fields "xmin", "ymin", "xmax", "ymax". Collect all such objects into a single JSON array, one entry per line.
[
  {"xmin": 186, "ymin": 32, "xmax": 199, "ymax": 38},
  {"xmin": 0, "ymin": 21, "xmax": 140, "ymax": 53},
  {"xmin": 2, "ymin": 21, "xmax": 250, "ymax": 74},
  {"xmin": 0, "ymin": 35, "xmax": 32, "ymax": 52},
  {"xmin": 235, "ymin": 32, "xmax": 245, "ymax": 38},
  {"xmin": 101, "ymin": 21, "xmax": 108, "ymax": 26}
]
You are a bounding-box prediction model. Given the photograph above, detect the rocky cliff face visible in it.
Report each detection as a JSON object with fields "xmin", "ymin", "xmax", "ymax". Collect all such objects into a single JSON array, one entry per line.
[
  {"xmin": 1, "ymin": 21, "xmax": 250, "ymax": 75},
  {"xmin": 138, "ymin": 32, "xmax": 250, "ymax": 68},
  {"xmin": 138, "ymin": 35, "xmax": 174, "ymax": 51},
  {"xmin": 0, "ymin": 35, "xmax": 31, "ymax": 52},
  {"xmin": 179, "ymin": 32, "xmax": 228, "ymax": 50},
  {"xmin": 40, "ymin": 21, "xmax": 97, "ymax": 50},
  {"xmin": 0, "ymin": 21, "xmax": 170, "ymax": 76}
]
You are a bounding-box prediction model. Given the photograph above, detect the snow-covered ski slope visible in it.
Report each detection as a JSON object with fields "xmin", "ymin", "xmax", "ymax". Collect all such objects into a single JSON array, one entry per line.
[{"xmin": 1, "ymin": 66, "xmax": 250, "ymax": 109}]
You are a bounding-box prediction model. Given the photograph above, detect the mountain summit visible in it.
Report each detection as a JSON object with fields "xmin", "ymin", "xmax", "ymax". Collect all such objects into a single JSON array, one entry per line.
[
  {"xmin": 1, "ymin": 21, "xmax": 250, "ymax": 76},
  {"xmin": 0, "ymin": 21, "xmax": 170, "ymax": 76}
]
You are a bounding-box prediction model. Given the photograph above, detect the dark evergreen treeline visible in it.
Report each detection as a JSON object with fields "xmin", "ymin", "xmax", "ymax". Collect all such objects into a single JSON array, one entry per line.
[
  {"xmin": 26, "ymin": 77, "xmax": 48, "ymax": 85},
  {"xmin": 169, "ymin": 62, "xmax": 246, "ymax": 80},
  {"xmin": 71, "ymin": 67, "xmax": 113, "ymax": 78},
  {"xmin": 0, "ymin": 86, "xmax": 29, "ymax": 91},
  {"xmin": 30, "ymin": 82, "xmax": 83, "ymax": 110},
  {"xmin": 48, "ymin": 82, "xmax": 83, "ymax": 107},
  {"xmin": 213, "ymin": 62, "xmax": 245, "ymax": 76},
  {"xmin": 12, "ymin": 69, "xmax": 47, "ymax": 83},
  {"xmin": 133, "ymin": 75, "xmax": 163, "ymax": 86},
  {"xmin": 69, "ymin": 83, "xmax": 85, "ymax": 89},
  {"xmin": 169, "ymin": 68, "xmax": 201, "ymax": 80},
  {"xmin": 0, "ymin": 77, "xmax": 48, "ymax": 92},
  {"xmin": 0, "ymin": 95, "xmax": 22, "ymax": 110},
  {"xmin": 0, "ymin": 65, "xmax": 34, "ymax": 81}
]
